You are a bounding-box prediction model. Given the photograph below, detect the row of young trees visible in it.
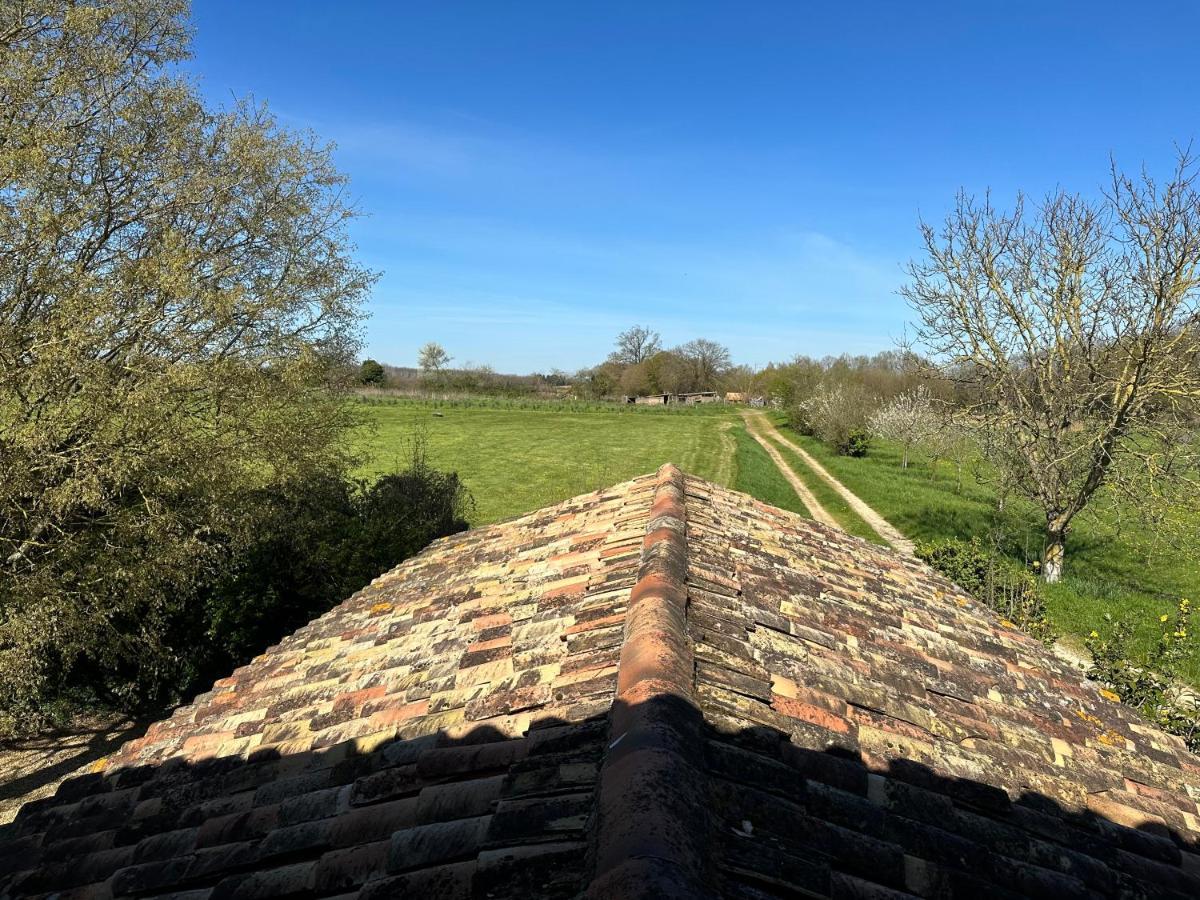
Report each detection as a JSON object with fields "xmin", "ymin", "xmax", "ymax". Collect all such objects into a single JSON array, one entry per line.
[
  {"xmin": 364, "ymin": 328, "xmax": 739, "ymax": 400},
  {"xmin": 576, "ymin": 327, "xmax": 734, "ymax": 399}
]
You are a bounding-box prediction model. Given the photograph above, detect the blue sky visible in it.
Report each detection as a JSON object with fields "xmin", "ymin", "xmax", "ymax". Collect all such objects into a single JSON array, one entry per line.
[{"xmin": 189, "ymin": 1, "xmax": 1200, "ymax": 372}]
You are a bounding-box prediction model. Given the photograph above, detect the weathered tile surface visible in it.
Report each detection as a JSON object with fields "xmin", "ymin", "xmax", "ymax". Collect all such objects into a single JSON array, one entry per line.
[
  {"xmin": 0, "ymin": 474, "xmax": 656, "ymax": 899},
  {"xmin": 3, "ymin": 466, "xmax": 1200, "ymax": 899},
  {"xmin": 683, "ymin": 474, "xmax": 1200, "ymax": 899}
]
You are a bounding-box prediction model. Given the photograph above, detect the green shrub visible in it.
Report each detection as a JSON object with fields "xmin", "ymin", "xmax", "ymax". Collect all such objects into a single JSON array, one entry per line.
[
  {"xmin": 917, "ymin": 537, "xmax": 1056, "ymax": 644},
  {"xmin": 1086, "ymin": 599, "xmax": 1200, "ymax": 752},
  {"xmin": 843, "ymin": 428, "xmax": 871, "ymax": 458},
  {"xmin": 359, "ymin": 359, "xmax": 386, "ymax": 385},
  {"xmin": 0, "ymin": 446, "xmax": 471, "ymax": 736}
]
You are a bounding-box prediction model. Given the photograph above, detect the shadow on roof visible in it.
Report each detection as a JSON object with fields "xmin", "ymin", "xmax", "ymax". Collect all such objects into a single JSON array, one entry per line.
[{"xmin": 2, "ymin": 695, "xmax": 1199, "ymax": 899}]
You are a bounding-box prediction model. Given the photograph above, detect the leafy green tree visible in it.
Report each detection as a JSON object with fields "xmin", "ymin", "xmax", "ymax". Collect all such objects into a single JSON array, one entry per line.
[
  {"xmin": 0, "ymin": 0, "xmax": 376, "ymax": 731},
  {"xmin": 359, "ymin": 358, "xmax": 386, "ymax": 385}
]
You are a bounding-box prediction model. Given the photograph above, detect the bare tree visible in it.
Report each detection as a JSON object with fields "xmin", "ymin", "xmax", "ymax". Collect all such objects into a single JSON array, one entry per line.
[
  {"xmin": 903, "ymin": 152, "xmax": 1200, "ymax": 582},
  {"xmin": 418, "ymin": 342, "xmax": 451, "ymax": 373},
  {"xmin": 676, "ymin": 338, "xmax": 732, "ymax": 391},
  {"xmin": 610, "ymin": 326, "xmax": 661, "ymax": 366},
  {"xmin": 722, "ymin": 364, "xmax": 760, "ymax": 401},
  {"xmin": 922, "ymin": 406, "xmax": 979, "ymax": 494}
]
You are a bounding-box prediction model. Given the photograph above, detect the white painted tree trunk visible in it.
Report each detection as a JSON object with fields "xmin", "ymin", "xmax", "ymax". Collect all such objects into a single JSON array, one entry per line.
[{"xmin": 1042, "ymin": 531, "xmax": 1066, "ymax": 583}]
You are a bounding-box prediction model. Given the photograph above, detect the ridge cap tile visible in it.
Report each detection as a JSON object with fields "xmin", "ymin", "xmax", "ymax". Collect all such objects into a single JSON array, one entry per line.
[{"xmin": 6, "ymin": 468, "xmax": 1200, "ymax": 899}]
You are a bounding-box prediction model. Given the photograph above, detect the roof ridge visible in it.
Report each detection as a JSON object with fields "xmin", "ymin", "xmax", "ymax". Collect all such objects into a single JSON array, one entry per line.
[{"xmin": 586, "ymin": 464, "xmax": 709, "ymax": 899}]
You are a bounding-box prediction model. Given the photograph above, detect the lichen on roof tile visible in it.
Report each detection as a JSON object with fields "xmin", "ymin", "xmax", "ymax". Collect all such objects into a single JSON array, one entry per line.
[{"xmin": 3, "ymin": 467, "xmax": 1200, "ymax": 899}]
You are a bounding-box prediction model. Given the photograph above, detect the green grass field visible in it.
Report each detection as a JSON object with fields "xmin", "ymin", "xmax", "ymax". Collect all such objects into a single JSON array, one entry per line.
[
  {"xmin": 353, "ymin": 400, "xmax": 755, "ymax": 525},
  {"xmin": 769, "ymin": 414, "xmax": 1200, "ymax": 679}
]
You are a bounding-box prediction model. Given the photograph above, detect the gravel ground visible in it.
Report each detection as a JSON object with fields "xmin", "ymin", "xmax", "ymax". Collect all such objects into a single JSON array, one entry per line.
[{"xmin": 0, "ymin": 713, "xmax": 147, "ymax": 825}]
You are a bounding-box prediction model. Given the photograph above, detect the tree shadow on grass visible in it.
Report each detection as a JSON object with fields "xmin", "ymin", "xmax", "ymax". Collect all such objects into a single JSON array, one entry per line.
[{"xmin": 2, "ymin": 696, "xmax": 1198, "ymax": 898}]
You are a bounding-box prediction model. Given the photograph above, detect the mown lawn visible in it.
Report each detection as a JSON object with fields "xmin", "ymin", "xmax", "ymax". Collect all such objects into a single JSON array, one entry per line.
[
  {"xmin": 354, "ymin": 400, "xmax": 741, "ymax": 524},
  {"xmin": 771, "ymin": 414, "xmax": 1200, "ymax": 679}
]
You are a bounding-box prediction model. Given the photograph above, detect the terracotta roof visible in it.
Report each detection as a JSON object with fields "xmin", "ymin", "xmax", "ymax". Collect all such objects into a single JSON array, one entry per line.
[{"xmin": 3, "ymin": 465, "xmax": 1200, "ymax": 899}]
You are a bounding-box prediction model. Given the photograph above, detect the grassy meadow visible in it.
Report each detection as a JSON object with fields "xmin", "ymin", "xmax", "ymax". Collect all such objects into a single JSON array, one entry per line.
[{"xmin": 353, "ymin": 398, "xmax": 765, "ymax": 524}]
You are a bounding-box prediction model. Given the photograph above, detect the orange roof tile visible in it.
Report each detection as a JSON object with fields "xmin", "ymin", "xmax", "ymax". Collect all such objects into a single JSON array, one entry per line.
[{"xmin": 3, "ymin": 466, "xmax": 1199, "ymax": 899}]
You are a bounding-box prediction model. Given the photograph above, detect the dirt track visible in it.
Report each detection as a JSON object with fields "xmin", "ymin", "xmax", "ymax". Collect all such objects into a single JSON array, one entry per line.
[
  {"xmin": 741, "ymin": 410, "xmax": 916, "ymax": 556},
  {"xmin": 740, "ymin": 412, "xmax": 837, "ymax": 527}
]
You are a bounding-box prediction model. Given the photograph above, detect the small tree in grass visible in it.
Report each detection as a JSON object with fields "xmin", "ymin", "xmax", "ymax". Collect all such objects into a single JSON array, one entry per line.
[
  {"xmin": 418, "ymin": 342, "xmax": 451, "ymax": 374},
  {"xmin": 923, "ymin": 408, "xmax": 978, "ymax": 493},
  {"xmin": 869, "ymin": 386, "xmax": 938, "ymax": 468}
]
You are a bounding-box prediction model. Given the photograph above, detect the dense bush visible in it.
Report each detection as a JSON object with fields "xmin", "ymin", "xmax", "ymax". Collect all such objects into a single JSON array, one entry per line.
[
  {"xmin": 843, "ymin": 428, "xmax": 871, "ymax": 458},
  {"xmin": 0, "ymin": 0, "xmax": 382, "ymax": 736},
  {"xmin": 359, "ymin": 359, "xmax": 387, "ymax": 385},
  {"xmin": 916, "ymin": 537, "xmax": 1056, "ymax": 644},
  {"xmin": 0, "ymin": 451, "xmax": 471, "ymax": 736},
  {"xmin": 1086, "ymin": 600, "xmax": 1200, "ymax": 752},
  {"xmin": 792, "ymin": 383, "xmax": 877, "ymax": 456}
]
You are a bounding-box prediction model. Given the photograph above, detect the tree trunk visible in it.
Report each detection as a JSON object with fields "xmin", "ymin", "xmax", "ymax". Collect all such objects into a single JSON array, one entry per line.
[{"xmin": 1042, "ymin": 521, "xmax": 1068, "ymax": 583}]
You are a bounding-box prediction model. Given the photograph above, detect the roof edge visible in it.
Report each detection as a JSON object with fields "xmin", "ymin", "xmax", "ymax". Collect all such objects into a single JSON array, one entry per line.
[{"xmin": 586, "ymin": 464, "xmax": 710, "ymax": 899}]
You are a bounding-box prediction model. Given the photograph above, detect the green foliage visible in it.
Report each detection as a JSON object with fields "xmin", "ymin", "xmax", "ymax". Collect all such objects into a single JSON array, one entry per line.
[
  {"xmin": 0, "ymin": 449, "xmax": 471, "ymax": 736},
  {"xmin": 917, "ymin": 537, "xmax": 1057, "ymax": 644},
  {"xmin": 843, "ymin": 428, "xmax": 871, "ymax": 458},
  {"xmin": 196, "ymin": 449, "xmax": 471, "ymax": 690},
  {"xmin": 0, "ymin": 0, "xmax": 378, "ymax": 735},
  {"xmin": 1086, "ymin": 600, "xmax": 1200, "ymax": 752},
  {"xmin": 359, "ymin": 359, "xmax": 387, "ymax": 385}
]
